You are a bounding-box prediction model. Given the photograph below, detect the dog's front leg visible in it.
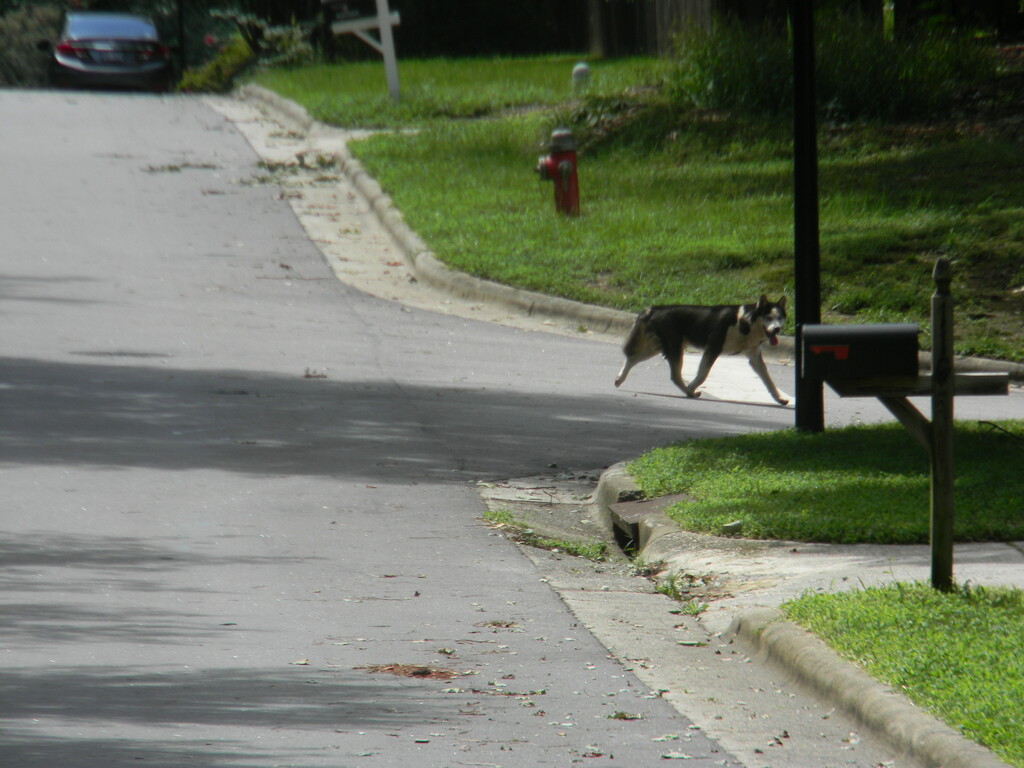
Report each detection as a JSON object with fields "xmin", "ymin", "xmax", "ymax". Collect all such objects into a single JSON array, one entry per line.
[
  {"xmin": 747, "ymin": 351, "xmax": 790, "ymax": 405},
  {"xmin": 682, "ymin": 349, "xmax": 716, "ymax": 398},
  {"xmin": 614, "ymin": 358, "xmax": 637, "ymax": 387},
  {"xmin": 616, "ymin": 349, "xmax": 659, "ymax": 387}
]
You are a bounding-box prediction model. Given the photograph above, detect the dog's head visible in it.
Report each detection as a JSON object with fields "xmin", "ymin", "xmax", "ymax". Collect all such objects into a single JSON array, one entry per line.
[{"xmin": 738, "ymin": 295, "xmax": 787, "ymax": 346}]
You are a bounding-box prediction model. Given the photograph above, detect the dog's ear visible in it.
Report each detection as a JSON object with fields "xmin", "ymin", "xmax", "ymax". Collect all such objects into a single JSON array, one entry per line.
[
  {"xmin": 738, "ymin": 316, "xmax": 752, "ymax": 334},
  {"xmin": 777, "ymin": 296, "xmax": 787, "ymax": 312}
]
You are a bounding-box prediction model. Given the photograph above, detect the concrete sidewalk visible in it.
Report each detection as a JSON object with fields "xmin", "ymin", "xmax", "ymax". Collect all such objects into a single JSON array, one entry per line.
[{"xmin": 216, "ymin": 86, "xmax": 1022, "ymax": 768}]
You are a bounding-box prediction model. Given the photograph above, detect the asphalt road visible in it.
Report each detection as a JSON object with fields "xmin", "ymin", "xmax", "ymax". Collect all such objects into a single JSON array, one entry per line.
[
  {"xmin": 0, "ymin": 90, "xmax": 783, "ymax": 768},
  {"xmin": 3, "ymin": 90, "xmax": 1009, "ymax": 768}
]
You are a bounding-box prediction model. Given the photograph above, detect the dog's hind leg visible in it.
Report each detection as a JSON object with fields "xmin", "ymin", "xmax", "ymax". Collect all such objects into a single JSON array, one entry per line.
[
  {"xmin": 616, "ymin": 318, "xmax": 661, "ymax": 387},
  {"xmin": 747, "ymin": 350, "xmax": 790, "ymax": 405}
]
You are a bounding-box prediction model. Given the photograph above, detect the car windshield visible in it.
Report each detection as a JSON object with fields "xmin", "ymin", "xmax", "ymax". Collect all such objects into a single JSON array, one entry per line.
[{"xmin": 65, "ymin": 14, "xmax": 158, "ymax": 41}]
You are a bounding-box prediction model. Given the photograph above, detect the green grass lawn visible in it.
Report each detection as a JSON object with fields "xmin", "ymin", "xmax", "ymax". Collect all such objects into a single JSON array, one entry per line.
[
  {"xmin": 255, "ymin": 55, "xmax": 668, "ymax": 126},
  {"xmin": 252, "ymin": 56, "xmax": 1024, "ymax": 361},
  {"xmin": 784, "ymin": 582, "xmax": 1024, "ymax": 767},
  {"xmin": 627, "ymin": 420, "xmax": 1024, "ymax": 544}
]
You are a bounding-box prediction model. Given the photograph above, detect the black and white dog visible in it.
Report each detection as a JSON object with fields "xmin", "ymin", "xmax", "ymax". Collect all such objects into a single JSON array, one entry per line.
[{"xmin": 614, "ymin": 295, "xmax": 790, "ymax": 405}]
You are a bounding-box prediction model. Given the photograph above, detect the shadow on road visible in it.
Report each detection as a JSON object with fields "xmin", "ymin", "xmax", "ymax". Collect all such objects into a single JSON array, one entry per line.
[
  {"xmin": 1, "ymin": 356, "xmax": 784, "ymax": 483},
  {"xmin": 0, "ymin": 664, "xmax": 462, "ymax": 767}
]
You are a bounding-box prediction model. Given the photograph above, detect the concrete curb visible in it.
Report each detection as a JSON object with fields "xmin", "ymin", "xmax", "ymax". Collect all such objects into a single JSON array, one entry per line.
[
  {"xmin": 594, "ymin": 466, "xmax": 1013, "ymax": 768},
  {"xmin": 236, "ymin": 83, "xmax": 315, "ymax": 133},
  {"xmin": 728, "ymin": 608, "xmax": 1012, "ymax": 768}
]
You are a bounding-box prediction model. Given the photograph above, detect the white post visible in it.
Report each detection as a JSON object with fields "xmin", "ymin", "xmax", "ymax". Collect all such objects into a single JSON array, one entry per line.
[{"xmin": 375, "ymin": 0, "xmax": 400, "ymax": 101}]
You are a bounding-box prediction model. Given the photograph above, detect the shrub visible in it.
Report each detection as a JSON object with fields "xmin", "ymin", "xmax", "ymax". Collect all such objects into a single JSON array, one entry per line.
[
  {"xmin": 670, "ymin": 13, "xmax": 996, "ymax": 120},
  {"xmin": 178, "ymin": 36, "xmax": 254, "ymax": 94},
  {"xmin": 814, "ymin": 14, "xmax": 996, "ymax": 120},
  {"xmin": 210, "ymin": 10, "xmax": 319, "ymax": 69},
  {"xmin": 259, "ymin": 23, "xmax": 318, "ymax": 69},
  {"xmin": 671, "ymin": 18, "xmax": 792, "ymax": 115},
  {"xmin": 0, "ymin": 4, "xmax": 61, "ymax": 87}
]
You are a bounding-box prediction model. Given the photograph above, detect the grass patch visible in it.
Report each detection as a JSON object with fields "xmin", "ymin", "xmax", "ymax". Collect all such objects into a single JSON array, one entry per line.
[
  {"xmin": 783, "ymin": 582, "xmax": 1024, "ymax": 766},
  {"xmin": 352, "ymin": 117, "xmax": 793, "ymax": 309},
  {"xmin": 656, "ymin": 572, "xmax": 710, "ymax": 615},
  {"xmin": 482, "ymin": 509, "xmax": 608, "ymax": 562},
  {"xmin": 253, "ymin": 56, "xmax": 669, "ymax": 127},
  {"xmin": 627, "ymin": 421, "xmax": 1024, "ymax": 544},
  {"xmin": 349, "ymin": 116, "xmax": 1024, "ymax": 356}
]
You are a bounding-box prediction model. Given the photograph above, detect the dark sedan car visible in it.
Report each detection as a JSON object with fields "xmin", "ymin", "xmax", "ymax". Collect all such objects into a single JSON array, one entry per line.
[{"xmin": 41, "ymin": 12, "xmax": 174, "ymax": 92}]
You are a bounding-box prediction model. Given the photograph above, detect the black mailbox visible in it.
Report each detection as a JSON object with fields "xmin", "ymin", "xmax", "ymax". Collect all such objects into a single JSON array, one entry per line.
[{"xmin": 802, "ymin": 323, "xmax": 919, "ymax": 381}]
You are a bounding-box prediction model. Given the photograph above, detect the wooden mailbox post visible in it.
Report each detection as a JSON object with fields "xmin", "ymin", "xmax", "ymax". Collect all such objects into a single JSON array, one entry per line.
[{"xmin": 802, "ymin": 258, "xmax": 1009, "ymax": 591}]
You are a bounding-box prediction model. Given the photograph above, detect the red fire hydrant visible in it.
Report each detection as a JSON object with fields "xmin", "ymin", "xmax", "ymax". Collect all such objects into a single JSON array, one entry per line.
[{"xmin": 536, "ymin": 127, "xmax": 579, "ymax": 216}]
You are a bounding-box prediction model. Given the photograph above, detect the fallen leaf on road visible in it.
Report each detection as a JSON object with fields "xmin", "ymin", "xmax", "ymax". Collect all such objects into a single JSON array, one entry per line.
[
  {"xmin": 469, "ymin": 687, "xmax": 546, "ymax": 697},
  {"xmin": 357, "ymin": 664, "xmax": 458, "ymax": 681},
  {"xmin": 474, "ymin": 619, "xmax": 518, "ymax": 630},
  {"xmin": 608, "ymin": 711, "xmax": 643, "ymax": 720}
]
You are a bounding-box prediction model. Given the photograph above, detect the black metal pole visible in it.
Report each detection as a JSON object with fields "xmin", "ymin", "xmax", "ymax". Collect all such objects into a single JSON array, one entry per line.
[
  {"xmin": 177, "ymin": 0, "xmax": 187, "ymax": 78},
  {"xmin": 790, "ymin": 0, "xmax": 824, "ymax": 432},
  {"xmin": 930, "ymin": 257, "xmax": 955, "ymax": 591}
]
